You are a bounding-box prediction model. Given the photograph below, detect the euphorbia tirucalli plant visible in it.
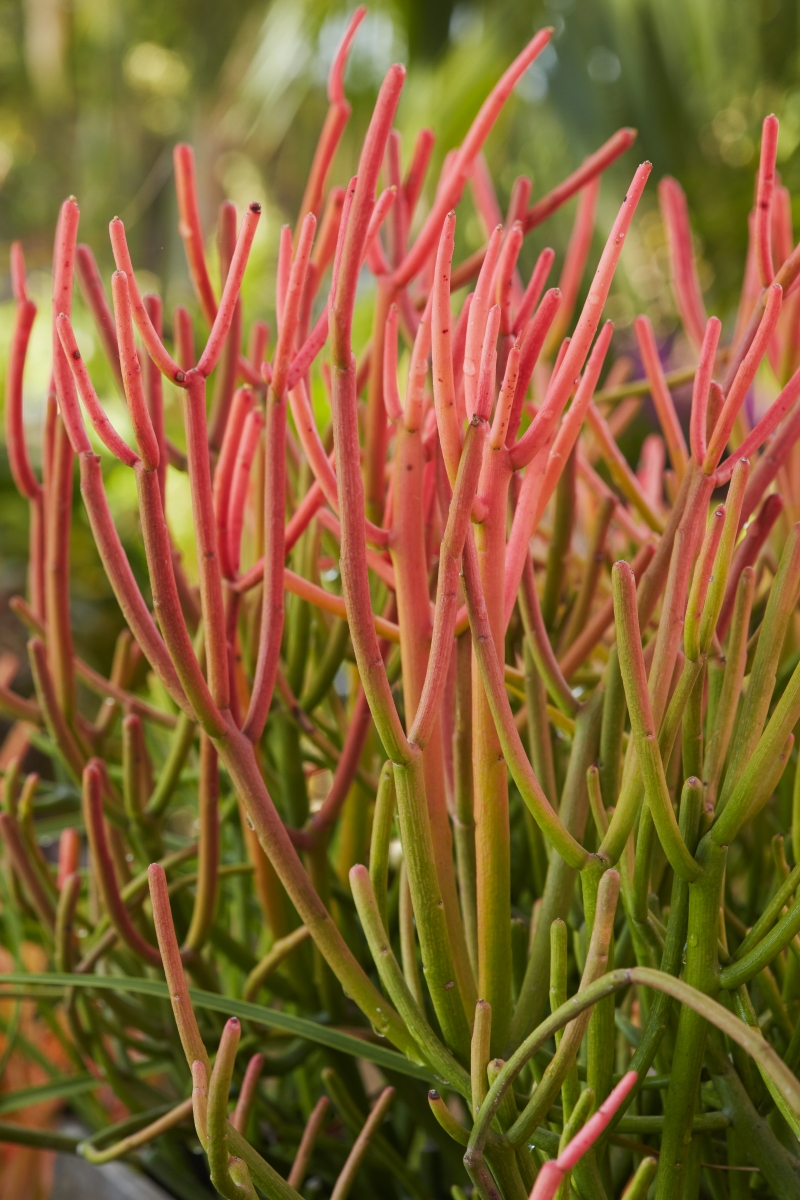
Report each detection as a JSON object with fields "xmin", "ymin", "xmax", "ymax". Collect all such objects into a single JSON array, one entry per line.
[{"xmin": 4, "ymin": 9, "xmax": 800, "ymax": 1198}]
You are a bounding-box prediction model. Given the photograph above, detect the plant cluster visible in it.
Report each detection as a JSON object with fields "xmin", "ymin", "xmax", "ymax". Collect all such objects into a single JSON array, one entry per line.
[{"xmin": 3, "ymin": 10, "xmax": 800, "ymax": 1199}]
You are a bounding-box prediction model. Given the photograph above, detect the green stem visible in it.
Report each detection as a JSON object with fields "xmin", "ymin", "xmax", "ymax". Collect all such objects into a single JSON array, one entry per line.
[
  {"xmin": 507, "ymin": 870, "xmax": 619, "ymax": 1147},
  {"xmin": 454, "ymin": 632, "xmax": 479, "ymax": 975},
  {"xmin": 146, "ymin": 711, "xmax": 196, "ymax": 817},
  {"xmin": 718, "ymin": 522, "xmax": 800, "ymax": 812},
  {"xmin": 510, "ymin": 691, "xmax": 603, "ymax": 1049},
  {"xmin": 368, "ymin": 760, "xmax": 396, "ymax": 929},
  {"xmin": 612, "ymin": 561, "xmax": 701, "ymax": 882},
  {"xmin": 704, "ymin": 567, "xmax": 754, "ymax": 811},
  {"xmin": 350, "ymin": 864, "xmax": 471, "ymax": 1097},
  {"xmin": 655, "ymin": 835, "xmax": 726, "ymax": 1199},
  {"xmin": 541, "ymin": 444, "xmax": 575, "ymax": 631}
]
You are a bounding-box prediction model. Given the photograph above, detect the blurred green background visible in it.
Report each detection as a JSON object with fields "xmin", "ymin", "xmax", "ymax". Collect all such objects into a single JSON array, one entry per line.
[{"xmin": 0, "ymin": 0, "xmax": 798, "ymax": 677}]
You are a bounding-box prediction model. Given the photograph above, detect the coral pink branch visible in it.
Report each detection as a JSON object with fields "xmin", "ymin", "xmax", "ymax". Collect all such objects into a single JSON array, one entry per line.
[
  {"xmin": 394, "ymin": 29, "xmax": 553, "ymax": 288},
  {"xmin": 365, "ymin": 184, "xmax": 396, "ymax": 275},
  {"xmin": 409, "ymin": 416, "xmax": 488, "ymax": 748},
  {"xmin": 490, "ymin": 340, "xmax": 521, "ymax": 449},
  {"xmin": 197, "ymin": 203, "xmax": 261, "ymax": 378},
  {"xmin": 475, "ymin": 304, "xmax": 501, "ymax": 421},
  {"xmin": 634, "ymin": 314, "xmax": 689, "ymax": 479},
  {"xmin": 78, "ymin": 456, "xmax": 189, "ymax": 713},
  {"xmin": 330, "ymin": 178, "xmax": 357, "ymax": 311},
  {"xmin": 182, "ymin": 371, "xmax": 230, "ymax": 710},
  {"xmin": 333, "ymin": 72, "xmax": 406, "ymax": 358},
  {"xmin": 755, "ymin": 115, "xmax": 779, "ymax": 287},
  {"xmin": 507, "ymin": 174, "xmax": 532, "ymax": 227},
  {"xmin": 10, "ymin": 240, "xmax": 28, "ymax": 302},
  {"xmin": 464, "ymin": 225, "xmax": 503, "ymax": 415},
  {"xmin": 524, "ymin": 128, "xmax": 637, "ymax": 232},
  {"xmin": 56, "ymin": 315, "xmax": 138, "ymax": 466},
  {"xmin": 75, "ymin": 244, "xmax": 123, "ymax": 391},
  {"xmin": 173, "ymin": 306, "xmax": 195, "ymax": 371},
  {"xmin": 82, "ymin": 760, "xmax": 161, "ymax": 966},
  {"xmin": 404, "ymin": 294, "xmax": 433, "ymax": 431},
  {"xmin": 658, "ymin": 177, "xmax": 708, "ymax": 351},
  {"xmin": 495, "ymin": 223, "xmax": 524, "ymax": 336},
  {"xmin": 715, "ymin": 362, "xmax": 800, "ymax": 484},
  {"xmin": 276, "ymin": 224, "xmax": 293, "ymax": 329},
  {"xmin": 740, "ymin": 403, "xmax": 800, "ymax": 526},
  {"xmin": 143, "ymin": 294, "xmax": 168, "ymax": 506},
  {"xmin": 403, "ymin": 128, "xmax": 435, "ymax": 220},
  {"xmin": 57, "ymin": 827, "xmax": 80, "ymax": 889},
  {"xmin": 470, "ymin": 153, "xmax": 505, "ymax": 237},
  {"xmin": 292, "ymin": 8, "xmax": 364, "ymax": 226},
  {"xmin": 703, "ymin": 282, "xmax": 783, "ymax": 472},
  {"xmin": 6, "ymin": 298, "xmax": 41, "ymax": 500},
  {"xmin": 716, "ymin": 492, "xmax": 783, "ymax": 638},
  {"xmin": 513, "ymin": 247, "xmax": 555, "ymax": 336},
  {"xmin": 109, "ymin": 217, "xmax": 186, "ymax": 384},
  {"xmin": 298, "ymin": 105, "xmax": 350, "ymax": 231},
  {"xmin": 503, "ymin": 322, "xmax": 613, "ymax": 628},
  {"xmin": 214, "ymin": 388, "xmax": 253, "ymax": 581},
  {"xmin": 135, "ymin": 457, "xmax": 225, "ymax": 732},
  {"xmin": 530, "ymin": 1072, "xmax": 638, "ymax": 1200},
  {"xmin": 550, "ymin": 177, "xmax": 601, "ymax": 344},
  {"xmin": 273, "ymin": 213, "xmax": 317, "ymax": 394},
  {"xmin": 228, "ymin": 407, "xmax": 264, "ymax": 578},
  {"xmin": 248, "ymin": 319, "xmax": 270, "ymax": 372},
  {"xmin": 383, "ymin": 304, "xmax": 404, "ymax": 422},
  {"xmin": 689, "ymin": 316, "xmax": 721, "ymax": 463},
  {"xmin": 505, "ymin": 287, "xmax": 562, "ymax": 447},
  {"xmin": 305, "ymin": 688, "xmax": 372, "ymax": 842},
  {"xmin": 431, "ymin": 212, "xmax": 462, "ymax": 484},
  {"xmin": 111, "ymin": 272, "xmax": 161, "ymax": 470},
  {"xmin": 511, "ymin": 163, "xmax": 651, "ymax": 471},
  {"xmin": 173, "ymin": 144, "xmax": 218, "ymax": 328},
  {"xmin": 286, "ymin": 304, "xmax": 330, "ymax": 392}
]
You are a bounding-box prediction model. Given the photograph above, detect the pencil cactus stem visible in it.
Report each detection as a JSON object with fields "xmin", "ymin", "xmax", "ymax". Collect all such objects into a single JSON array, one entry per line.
[
  {"xmin": 350, "ymin": 864, "xmax": 472, "ymax": 1095},
  {"xmin": 698, "ymin": 456, "xmax": 750, "ymax": 650},
  {"xmin": 611, "ymin": 561, "xmax": 701, "ymax": 881},
  {"xmin": 704, "ymin": 581, "xmax": 753, "ymax": 814},
  {"xmin": 394, "ymin": 28, "xmax": 554, "ymax": 288},
  {"xmin": 684, "ymin": 504, "xmax": 725, "ymax": 662},
  {"xmin": 173, "ymin": 144, "xmax": 218, "ymax": 328},
  {"xmin": 110, "ymin": 272, "xmax": 161, "ymax": 469},
  {"xmin": 330, "ymin": 1087, "xmax": 395, "ymax": 1200},
  {"xmin": 471, "ymin": 999, "xmax": 492, "ymax": 1117},
  {"xmin": 6, "ymin": 297, "xmax": 40, "ymax": 499},
  {"xmin": 0, "ymin": 810, "xmax": 56, "ymax": 930},
  {"xmin": 488, "ymin": 340, "xmax": 520, "ymax": 449},
  {"xmin": 368, "ymin": 764, "xmax": 395, "ymax": 930},
  {"xmin": 524, "ymin": 127, "xmax": 637, "ymax": 233},
  {"xmin": 464, "ymin": 226, "xmax": 503, "ymax": 417},
  {"xmin": 704, "ymin": 282, "xmax": 782, "ymax": 471},
  {"xmin": 634, "ymin": 314, "xmax": 689, "ymax": 479},
  {"xmin": 286, "ymin": 1096, "xmax": 329, "ymax": 1191},
  {"xmin": 689, "ymin": 315, "xmax": 721, "ymax": 462},
  {"xmin": 510, "ymin": 161, "xmax": 651, "ymax": 473},
  {"xmin": 383, "ymin": 303, "xmax": 404, "ymax": 422},
  {"xmin": 207, "ymin": 1019, "xmax": 258, "ymax": 1200},
  {"xmin": 83, "ymin": 761, "xmax": 161, "ymax": 965},
  {"xmin": 512, "ymin": 245, "xmax": 555, "ymax": 338},
  {"xmin": 658, "ymin": 176, "xmax": 709, "ymax": 351},
  {"xmin": 149, "ymin": 863, "xmax": 210, "ymax": 1072},
  {"xmin": 109, "ymin": 217, "xmax": 186, "ymax": 383},
  {"xmin": 183, "ymin": 735, "xmax": 219, "ymax": 953},
  {"xmin": 755, "ymin": 115, "xmax": 780, "ymax": 287}
]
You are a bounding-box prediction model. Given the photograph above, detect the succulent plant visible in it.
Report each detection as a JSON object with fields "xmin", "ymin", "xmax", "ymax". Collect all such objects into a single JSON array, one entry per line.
[{"xmin": 3, "ymin": 10, "xmax": 800, "ymax": 1199}]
